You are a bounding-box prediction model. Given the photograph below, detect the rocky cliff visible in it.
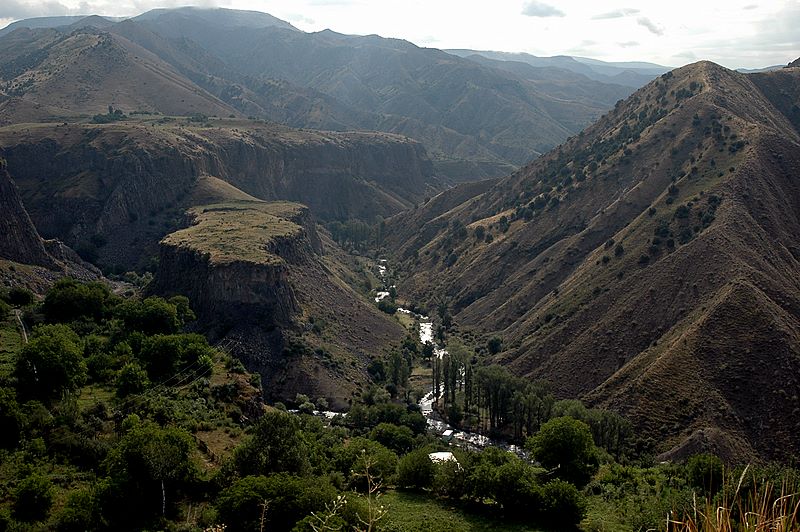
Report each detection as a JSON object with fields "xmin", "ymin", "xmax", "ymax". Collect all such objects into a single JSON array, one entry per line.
[
  {"xmin": 152, "ymin": 200, "xmax": 404, "ymax": 407},
  {"xmin": 0, "ymin": 154, "xmax": 99, "ymax": 289},
  {"xmin": 0, "ymin": 120, "xmax": 437, "ymax": 270}
]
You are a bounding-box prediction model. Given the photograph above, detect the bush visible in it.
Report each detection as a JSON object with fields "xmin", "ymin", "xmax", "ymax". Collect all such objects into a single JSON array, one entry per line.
[
  {"xmin": 115, "ymin": 296, "xmax": 182, "ymax": 335},
  {"xmin": 686, "ymin": 454, "xmax": 724, "ymax": 496},
  {"xmin": 216, "ymin": 474, "xmax": 336, "ymax": 531},
  {"xmin": 397, "ymin": 448, "xmax": 435, "ymax": 489},
  {"xmin": 539, "ymin": 479, "xmax": 586, "ymax": 525},
  {"xmin": 43, "ymin": 278, "xmax": 116, "ymax": 323},
  {"xmin": 13, "ymin": 473, "xmax": 54, "ymax": 522},
  {"xmin": 233, "ymin": 411, "xmax": 309, "ymax": 476},
  {"xmin": 0, "ymin": 299, "xmax": 9, "ymax": 319},
  {"xmin": 370, "ymin": 423, "xmax": 414, "ymax": 453},
  {"xmin": 7, "ymin": 286, "xmax": 35, "ymax": 306},
  {"xmin": 115, "ymin": 362, "xmax": 149, "ymax": 398}
]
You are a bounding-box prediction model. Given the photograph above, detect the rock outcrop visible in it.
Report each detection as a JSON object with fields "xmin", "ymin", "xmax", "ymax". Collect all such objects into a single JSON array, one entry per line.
[{"xmin": 152, "ymin": 200, "xmax": 404, "ymax": 407}]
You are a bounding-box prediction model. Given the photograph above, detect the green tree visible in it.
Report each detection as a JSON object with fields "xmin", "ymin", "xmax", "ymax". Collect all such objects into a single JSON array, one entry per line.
[
  {"xmin": 0, "ymin": 387, "xmax": 22, "ymax": 448},
  {"xmin": 370, "ymin": 422, "xmax": 414, "ymax": 454},
  {"xmin": 15, "ymin": 324, "xmax": 86, "ymax": 401},
  {"xmin": 116, "ymin": 296, "xmax": 182, "ymax": 335},
  {"xmin": 686, "ymin": 454, "xmax": 724, "ymax": 496},
  {"xmin": 13, "ymin": 473, "xmax": 54, "ymax": 522},
  {"xmin": 115, "ymin": 362, "xmax": 149, "ymax": 397},
  {"xmin": 539, "ymin": 479, "xmax": 586, "ymax": 525},
  {"xmin": 216, "ymin": 474, "xmax": 336, "ymax": 531},
  {"xmin": 233, "ymin": 411, "xmax": 309, "ymax": 476},
  {"xmin": 527, "ymin": 417, "xmax": 598, "ymax": 486},
  {"xmin": 104, "ymin": 420, "xmax": 195, "ymax": 518},
  {"xmin": 7, "ymin": 286, "xmax": 35, "ymax": 306},
  {"xmin": 397, "ymin": 448, "xmax": 435, "ymax": 490},
  {"xmin": 43, "ymin": 278, "xmax": 116, "ymax": 323}
]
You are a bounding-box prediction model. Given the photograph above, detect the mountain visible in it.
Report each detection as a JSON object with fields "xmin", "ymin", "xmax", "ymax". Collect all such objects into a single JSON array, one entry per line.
[
  {"xmin": 109, "ymin": 8, "xmax": 634, "ymax": 179},
  {"xmin": 0, "ymin": 26, "xmax": 237, "ymax": 120},
  {"xmin": 151, "ymin": 199, "xmax": 405, "ymax": 407},
  {"xmin": 446, "ymin": 49, "xmax": 669, "ymax": 88},
  {"xmin": 387, "ymin": 61, "xmax": 800, "ymax": 461}
]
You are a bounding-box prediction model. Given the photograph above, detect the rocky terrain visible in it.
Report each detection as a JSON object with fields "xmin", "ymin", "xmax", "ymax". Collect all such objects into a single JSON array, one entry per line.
[
  {"xmin": 0, "ymin": 154, "xmax": 98, "ymax": 290},
  {"xmin": 387, "ymin": 60, "xmax": 800, "ymax": 461}
]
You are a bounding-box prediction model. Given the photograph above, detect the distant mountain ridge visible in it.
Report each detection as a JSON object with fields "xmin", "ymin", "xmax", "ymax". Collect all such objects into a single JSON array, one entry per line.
[
  {"xmin": 0, "ymin": 8, "xmax": 639, "ymax": 180},
  {"xmin": 446, "ymin": 49, "xmax": 670, "ymax": 88}
]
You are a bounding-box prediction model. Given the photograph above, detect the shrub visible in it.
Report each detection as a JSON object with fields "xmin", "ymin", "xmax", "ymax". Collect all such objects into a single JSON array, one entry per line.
[
  {"xmin": 370, "ymin": 423, "xmax": 414, "ymax": 454},
  {"xmin": 13, "ymin": 473, "xmax": 54, "ymax": 522},
  {"xmin": 7, "ymin": 286, "xmax": 35, "ymax": 306},
  {"xmin": 686, "ymin": 454, "xmax": 724, "ymax": 496},
  {"xmin": 216, "ymin": 474, "xmax": 336, "ymax": 531},
  {"xmin": 43, "ymin": 279, "xmax": 116, "ymax": 323},
  {"xmin": 15, "ymin": 324, "xmax": 86, "ymax": 401},
  {"xmin": 539, "ymin": 479, "xmax": 586, "ymax": 525},
  {"xmin": 115, "ymin": 362, "xmax": 149, "ymax": 398}
]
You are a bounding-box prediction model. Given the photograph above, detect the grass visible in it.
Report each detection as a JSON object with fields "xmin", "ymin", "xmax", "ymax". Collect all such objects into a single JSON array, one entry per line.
[
  {"xmin": 377, "ymin": 490, "xmax": 545, "ymax": 532},
  {"xmin": 162, "ymin": 200, "xmax": 305, "ymax": 265},
  {"xmin": 668, "ymin": 467, "xmax": 800, "ymax": 532},
  {"xmin": 0, "ymin": 314, "xmax": 23, "ymax": 378}
]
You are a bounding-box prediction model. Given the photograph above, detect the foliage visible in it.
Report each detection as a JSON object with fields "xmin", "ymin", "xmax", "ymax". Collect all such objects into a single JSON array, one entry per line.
[
  {"xmin": 527, "ymin": 416, "xmax": 598, "ymax": 487},
  {"xmin": 115, "ymin": 362, "xmax": 150, "ymax": 397},
  {"xmin": 42, "ymin": 278, "xmax": 117, "ymax": 323},
  {"xmin": 397, "ymin": 448, "xmax": 436, "ymax": 489},
  {"xmin": 686, "ymin": 454, "xmax": 724, "ymax": 496},
  {"xmin": 12, "ymin": 473, "xmax": 54, "ymax": 522},
  {"xmin": 6, "ymin": 286, "xmax": 35, "ymax": 306},
  {"xmin": 370, "ymin": 422, "xmax": 414, "ymax": 454},
  {"xmin": 216, "ymin": 474, "xmax": 336, "ymax": 531},
  {"xmin": 115, "ymin": 296, "xmax": 183, "ymax": 335},
  {"xmin": 233, "ymin": 411, "xmax": 309, "ymax": 476},
  {"xmin": 15, "ymin": 324, "xmax": 86, "ymax": 401}
]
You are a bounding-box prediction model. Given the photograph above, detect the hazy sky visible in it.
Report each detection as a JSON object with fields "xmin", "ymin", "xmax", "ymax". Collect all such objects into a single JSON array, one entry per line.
[{"xmin": 1, "ymin": 0, "xmax": 798, "ymax": 69}]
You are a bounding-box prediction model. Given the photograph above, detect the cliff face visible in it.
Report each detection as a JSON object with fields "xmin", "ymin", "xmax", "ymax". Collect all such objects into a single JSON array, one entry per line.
[
  {"xmin": 0, "ymin": 159, "xmax": 55, "ymax": 268},
  {"xmin": 0, "ymin": 155, "xmax": 99, "ymax": 289},
  {"xmin": 0, "ymin": 120, "xmax": 435, "ymax": 268},
  {"xmin": 0, "ymin": 121, "xmax": 436, "ymax": 270},
  {"xmin": 151, "ymin": 200, "xmax": 405, "ymax": 408}
]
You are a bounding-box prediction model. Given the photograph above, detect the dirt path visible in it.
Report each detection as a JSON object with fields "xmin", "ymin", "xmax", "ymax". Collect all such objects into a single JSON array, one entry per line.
[{"xmin": 14, "ymin": 309, "xmax": 28, "ymax": 344}]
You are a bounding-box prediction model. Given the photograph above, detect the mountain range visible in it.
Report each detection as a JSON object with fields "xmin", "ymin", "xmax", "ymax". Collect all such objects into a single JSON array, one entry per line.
[{"xmin": 0, "ymin": 8, "xmax": 649, "ymax": 180}]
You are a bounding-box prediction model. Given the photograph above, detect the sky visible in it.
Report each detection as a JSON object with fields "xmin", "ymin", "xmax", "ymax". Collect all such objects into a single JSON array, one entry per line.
[{"xmin": 0, "ymin": 0, "xmax": 798, "ymax": 69}]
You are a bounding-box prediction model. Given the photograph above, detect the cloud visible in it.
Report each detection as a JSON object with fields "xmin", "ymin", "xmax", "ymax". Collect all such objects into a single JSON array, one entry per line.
[
  {"xmin": 637, "ymin": 16, "xmax": 664, "ymax": 36},
  {"xmin": 0, "ymin": 0, "xmax": 70, "ymax": 19},
  {"xmin": 743, "ymin": 4, "xmax": 758, "ymax": 9},
  {"xmin": 521, "ymin": 1, "xmax": 564, "ymax": 18},
  {"xmin": 592, "ymin": 8, "xmax": 639, "ymax": 20},
  {"xmin": 618, "ymin": 41, "xmax": 640, "ymax": 48}
]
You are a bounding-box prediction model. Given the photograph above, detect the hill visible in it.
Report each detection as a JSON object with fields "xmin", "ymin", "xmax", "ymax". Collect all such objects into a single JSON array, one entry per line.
[
  {"xmin": 446, "ymin": 49, "xmax": 669, "ymax": 88},
  {"xmin": 386, "ymin": 61, "xmax": 800, "ymax": 461},
  {"xmin": 109, "ymin": 8, "xmax": 633, "ymax": 180},
  {"xmin": 0, "ymin": 26, "xmax": 236, "ymax": 120}
]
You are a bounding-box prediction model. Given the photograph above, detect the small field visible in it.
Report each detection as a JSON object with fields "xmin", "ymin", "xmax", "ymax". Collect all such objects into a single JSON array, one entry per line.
[
  {"xmin": 0, "ymin": 314, "xmax": 23, "ymax": 378},
  {"xmin": 378, "ymin": 490, "xmax": 544, "ymax": 532}
]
